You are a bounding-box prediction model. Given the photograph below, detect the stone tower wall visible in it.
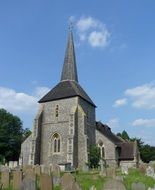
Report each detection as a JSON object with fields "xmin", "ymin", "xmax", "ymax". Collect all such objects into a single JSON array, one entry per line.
[
  {"xmin": 40, "ymin": 97, "xmax": 78, "ymax": 166},
  {"xmin": 77, "ymin": 98, "xmax": 96, "ymax": 168}
]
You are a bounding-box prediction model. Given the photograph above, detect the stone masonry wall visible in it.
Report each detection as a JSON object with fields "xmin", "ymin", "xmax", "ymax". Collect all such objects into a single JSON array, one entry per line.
[
  {"xmin": 96, "ymin": 129, "xmax": 117, "ymax": 167},
  {"xmin": 40, "ymin": 97, "xmax": 78, "ymax": 166}
]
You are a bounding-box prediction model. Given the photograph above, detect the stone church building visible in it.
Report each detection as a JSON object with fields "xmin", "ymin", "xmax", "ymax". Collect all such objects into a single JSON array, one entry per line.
[{"xmin": 21, "ymin": 29, "xmax": 139, "ymax": 169}]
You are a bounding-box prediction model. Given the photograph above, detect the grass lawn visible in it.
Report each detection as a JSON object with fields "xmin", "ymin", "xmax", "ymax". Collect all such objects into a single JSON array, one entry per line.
[
  {"xmin": 73, "ymin": 170, "xmax": 106, "ymax": 190},
  {"xmin": 123, "ymin": 168, "xmax": 155, "ymax": 190}
]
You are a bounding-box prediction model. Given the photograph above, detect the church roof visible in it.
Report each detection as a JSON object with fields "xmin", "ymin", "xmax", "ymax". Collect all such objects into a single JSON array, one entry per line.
[
  {"xmin": 39, "ymin": 80, "xmax": 96, "ymax": 107},
  {"xmin": 39, "ymin": 27, "xmax": 95, "ymax": 106},
  {"xmin": 96, "ymin": 121, "xmax": 123, "ymax": 144},
  {"xmin": 96, "ymin": 121, "xmax": 135, "ymax": 160},
  {"xmin": 117, "ymin": 142, "xmax": 135, "ymax": 160}
]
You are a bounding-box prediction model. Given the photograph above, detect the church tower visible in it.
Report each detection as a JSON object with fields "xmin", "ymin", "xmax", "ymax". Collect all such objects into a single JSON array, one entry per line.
[{"xmin": 22, "ymin": 28, "xmax": 96, "ymax": 169}]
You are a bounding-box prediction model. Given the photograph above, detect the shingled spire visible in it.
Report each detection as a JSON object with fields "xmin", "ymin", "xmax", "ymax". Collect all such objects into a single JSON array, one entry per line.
[{"xmin": 61, "ymin": 26, "xmax": 78, "ymax": 82}]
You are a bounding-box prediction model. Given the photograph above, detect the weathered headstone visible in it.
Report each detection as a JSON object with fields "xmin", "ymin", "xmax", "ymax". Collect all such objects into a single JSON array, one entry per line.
[
  {"xmin": 1, "ymin": 171, "xmax": 9, "ymax": 189},
  {"xmin": 12, "ymin": 170, "xmax": 22, "ymax": 190},
  {"xmin": 121, "ymin": 165, "xmax": 128, "ymax": 175},
  {"xmin": 146, "ymin": 166, "xmax": 155, "ymax": 179},
  {"xmin": 53, "ymin": 165, "xmax": 61, "ymax": 186},
  {"xmin": 131, "ymin": 182, "xmax": 145, "ymax": 190},
  {"xmin": 61, "ymin": 173, "xmax": 75, "ymax": 190},
  {"xmin": 106, "ymin": 167, "xmax": 116, "ymax": 178},
  {"xmin": 34, "ymin": 165, "xmax": 41, "ymax": 176},
  {"xmin": 104, "ymin": 179, "xmax": 127, "ymax": 190},
  {"xmin": 71, "ymin": 182, "xmax": 82, "ymax": 190},
  {"xmin": 25, "ymin": 168, "xmax": 36, "ymax": 180},
  {"xmin": 20, "ymin": 177, "xmax": 36, "ymax": 190},
  {"xmin": 40, "ymin": 165, "xmax": 51, "ymax": 175},
  {"xmin": 89, "ymin": 185, "xmax": 97, "ymax": 190},
  {"xmin": 40, "ymin": 173, "xmax": 53, "ymax": 190}
]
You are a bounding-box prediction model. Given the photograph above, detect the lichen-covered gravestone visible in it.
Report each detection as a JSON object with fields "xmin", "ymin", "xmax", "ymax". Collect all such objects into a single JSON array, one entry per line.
[
  {"xmin": 20, "ymin": 178, "xmax": 36, "ymax": 190},
  {"xmin": 52, "ymin": 165, "xmax": 61, "ymax": 186},
  {"xmin": 131, "ymin": 182, "xmax": 145, "ymax": 190},
  {"xmin": 40, "ymin": 173, "xmax": 53, "ymax": 190},
  {"xmin": 12, "ymin": 170, "xmax": 22, "ymax": 190},
  {"xmin": 61, "ymin": 173, "xmax": 75, "ymax": 190},
  {"xmin": 1, "ymin": 171, "xmax": 9, "ymax": 189}
]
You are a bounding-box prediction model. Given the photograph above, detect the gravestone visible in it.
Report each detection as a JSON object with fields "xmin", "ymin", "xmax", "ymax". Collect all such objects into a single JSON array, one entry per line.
[
  {"xmin": 20, "ymin": 177, "xmax": 36, "ymax": 190},
  {"xmin": 1, "ymin": 171, "xmax": 9, "ymax": 189},
  {"xmin": 52, "ymin": 165, "xmax": 61, "ymax": 186},
  {"xmin": 34, "ymin": 165, "xmax": 41, "ymax": 176},
  {"xmin": 25, "ymin": 168, "xmax": 36, "ymax": 180},
  {"xmin": 146, "ymin": 166, "xmax": 155, "ymax": 179},
  {"xmin": 104, "ymin": 179, "xmax": 127, "ymax": 190},
  {"xmin": 61, "ymin": 173, "xmax": 75, "ymax": 190},
  {"xmin": 12, "ymin": 170, "xmax": 22, "ymax": 190},
  {"xmin": 71, "ymin": 182, "xmax": 82, "ymax": 190},
  {"xmin": 106, "ymin": 167, "xmax": 116, "ymax": 178},
  {"xmin": 121, "ymin": 165, "xmax": 128, "ymax": 175},
  {"xmin": 89, "ymin": 185, "xmax": 97, "ymax": 190},
  {"xmin": 40, "ymin": 165, "xmax": 51, "ymax": 175},
  {"xmin": 131, "ymin": 182, "xmax": 145, "ymax": 190},
  {"xmin": 40, "ymin": 173, "xmax": 53, "ymax": 190}
]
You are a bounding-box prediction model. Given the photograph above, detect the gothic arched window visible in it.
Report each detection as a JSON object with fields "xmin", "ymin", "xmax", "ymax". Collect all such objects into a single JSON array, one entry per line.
[
  {"xmin": 52, "ymin": 133, "xmax": 61, "ymax": 153},
  {"xmin": 98, "ymin": 140, "xmax": 105, "ymax": 158}
]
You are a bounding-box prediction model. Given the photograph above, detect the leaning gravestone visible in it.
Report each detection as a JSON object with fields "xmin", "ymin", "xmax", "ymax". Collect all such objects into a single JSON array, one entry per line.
[
  {"xmin": 131, "ymin": 182, "xmax": 145, "ymax": 190},
  {"xmin": 61, "ymin": 173, "xmax": 75, "ymax": 190},
  {"xmin": 20, "ymin": 177, "xmax": 36, "ymax": 190},
  {"xmin": 1, "ymin": 171, "xmax": 9, "ymax": 189},
  {"xmin": 40, "ymin": 173, "xmax": 53, "ymax": 190},
  {"xmin": 12, "ymin": 170, "xmax": 22, "ymax": 190}
]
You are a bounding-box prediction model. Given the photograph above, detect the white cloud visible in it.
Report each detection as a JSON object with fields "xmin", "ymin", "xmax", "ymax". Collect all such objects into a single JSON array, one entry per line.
[
  {"xmin": 125, "ymin": 82, "xmax": 155, "ymax": 109},
  {"xmin": 76, "ymin": 16, "xmax": 110, "ymax": 48},
  {"xmin": 77, "ymin": 17, "xmax": 98, "ymax": 32},
  {"xmin": 88, "ymin": 31, "xmax": 110, "ymax": 47},
  {"xmin": 113, "ymin": 98, "xmax": 127, "ymax": 107},
  {"xmin": 107, "ymin": 118, "xmax": 120, "ymax": 128},
  {"xmin": 0, "ymin": 86, "xmax": 50, "ymax": 113},
  {"xmin": 132, "ymin": 118, "xmax": 155, "ymax": 127}
]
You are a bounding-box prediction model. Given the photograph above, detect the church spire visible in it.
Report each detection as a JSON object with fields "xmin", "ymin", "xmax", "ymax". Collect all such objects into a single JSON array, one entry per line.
[{"xmin": 61, "ymin": 24, "xmax": 78, "ymax": 82}]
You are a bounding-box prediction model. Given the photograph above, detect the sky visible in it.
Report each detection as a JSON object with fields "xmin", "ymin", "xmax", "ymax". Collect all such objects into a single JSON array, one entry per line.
[{"xmin": 0, "ymin": 0, "xmax": 155, "ymax": 145}]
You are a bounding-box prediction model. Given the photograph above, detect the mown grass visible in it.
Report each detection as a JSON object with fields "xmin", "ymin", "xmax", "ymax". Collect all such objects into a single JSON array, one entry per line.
[
  {"xmin": 123, "ymin": 168, "xmax": 155, "ymax": 190},
  {"xmin": 73, "ymin": 170, "xmax": 105, "ymax": 190}
]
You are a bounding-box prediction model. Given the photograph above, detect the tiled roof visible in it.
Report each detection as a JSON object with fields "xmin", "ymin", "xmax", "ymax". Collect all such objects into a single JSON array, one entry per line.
[
  {"xmin": 39, "ymin": 80, "xmax": 96, "ymax": 107},
  {"xmin": 96, "ymin": 121, "xmax": 123, "ymax": 144}
]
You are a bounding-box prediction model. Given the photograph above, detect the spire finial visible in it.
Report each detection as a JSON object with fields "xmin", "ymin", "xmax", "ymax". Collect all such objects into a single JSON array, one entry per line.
[{"xmin": 68, "ymin": 20, "xmax": 73, "ymax": 32}]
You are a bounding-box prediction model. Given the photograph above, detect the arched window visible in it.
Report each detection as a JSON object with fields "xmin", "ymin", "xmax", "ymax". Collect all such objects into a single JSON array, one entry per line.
[
  {"xmin": 55, "ymin": 105, "xmax": 59, "ymax": 117},
  {"xmin": 52, "ymin": 133, "xmax": 60, "ymax": 153},
  {"xmin": 98, "ymin": 140, "xmax": 105, "ymax": 158}
]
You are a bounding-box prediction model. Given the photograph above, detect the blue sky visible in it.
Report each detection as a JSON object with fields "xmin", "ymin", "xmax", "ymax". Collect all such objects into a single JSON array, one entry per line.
[{"xmin": 0, "ymin": 0, "xmax": 155, "ymax": 145}]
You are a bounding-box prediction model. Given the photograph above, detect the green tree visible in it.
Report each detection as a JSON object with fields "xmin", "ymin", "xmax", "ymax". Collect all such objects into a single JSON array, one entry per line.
[
  {"xmin": 88, "ymin": 145, "xmax": 100, "ymax": 168},
  {"xmin": 117, "ymin": 130, "xmax": 130, "ymax": 140},
  {"xmin": 0, "ymin": 109, "xmax": 23, "ymax": 162},
  {"xmin": 22, "ymin": 128, "xmax": 32, "ymax": 142}
]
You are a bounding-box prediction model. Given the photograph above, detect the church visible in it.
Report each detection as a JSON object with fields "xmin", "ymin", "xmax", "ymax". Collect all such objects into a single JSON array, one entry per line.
[{"xmin": 20, "ymin": 28, "xmax": 139, "ymax": 170}]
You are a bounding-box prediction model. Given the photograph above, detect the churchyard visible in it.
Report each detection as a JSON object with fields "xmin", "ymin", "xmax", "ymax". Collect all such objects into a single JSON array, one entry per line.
[{"xmin": 0, "ymin": 163, "xmax": 155, "ymax": 190}]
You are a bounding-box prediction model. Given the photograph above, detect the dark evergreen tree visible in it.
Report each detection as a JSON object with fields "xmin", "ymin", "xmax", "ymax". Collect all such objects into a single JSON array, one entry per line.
[{"xmin": 0, "ymin": 109, "xmax": 31, "ymax": 163}]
